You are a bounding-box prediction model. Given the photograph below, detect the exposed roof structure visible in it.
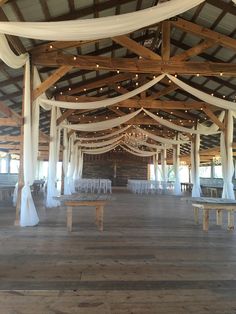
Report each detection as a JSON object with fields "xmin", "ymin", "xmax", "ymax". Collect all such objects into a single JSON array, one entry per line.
[{"xmin": 0, "ymin": 0, "xmax": 235, "ymax": 163}]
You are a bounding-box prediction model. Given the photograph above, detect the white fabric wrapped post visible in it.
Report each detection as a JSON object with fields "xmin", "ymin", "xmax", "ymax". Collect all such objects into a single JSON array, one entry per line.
[
  {"xmin": 191, "ymin": 134, "xmax": 201, "ymax": 197},
  {"xmin": 68, "ymin": 136, "xmax": 77, "ymax": 193},
  {"xmin": 0, "ymin": 0, "xmax": 204, "ymax": 41},
  {"xmin": 221, "ymin": 110, "xmax": 235, "ymax": 199},
  {"xmin": 62, "ymin": 128, "xmax": 71, "ymax": 195},
  {"xmin": 46, "ymin": 106, "xmax": 60, "ymax": 207},
  {"xmin": 173, "ymin": 144, "xmax": 181, "ymax": 195},
  {"xmin": 20, "ymin": 60, "xmax": 39, "ymax": 226},
  {"xmin": 74, "ymin": 147, "xmax": 83, "ymax": 179},
  {"xmin": 161, "ymin": 147, "xmax": 167, "ymax": 191}
]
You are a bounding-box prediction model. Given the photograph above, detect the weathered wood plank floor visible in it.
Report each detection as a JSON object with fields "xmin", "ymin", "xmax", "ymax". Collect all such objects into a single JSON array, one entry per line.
[{"xmin": 1, "ymin": 188, "xmax": 236, "ymax": 313}]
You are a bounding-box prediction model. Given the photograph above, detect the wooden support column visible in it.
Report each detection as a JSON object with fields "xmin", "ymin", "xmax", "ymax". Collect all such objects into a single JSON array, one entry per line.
[{"xmin": 162, "ymin": 21, "xmax": 171, "ymax": 61}]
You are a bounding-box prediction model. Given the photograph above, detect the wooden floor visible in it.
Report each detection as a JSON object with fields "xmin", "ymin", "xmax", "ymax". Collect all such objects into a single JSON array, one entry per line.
[{"xmin": 1, "ymin": 188, "xmax": 236, "ymax": 313}]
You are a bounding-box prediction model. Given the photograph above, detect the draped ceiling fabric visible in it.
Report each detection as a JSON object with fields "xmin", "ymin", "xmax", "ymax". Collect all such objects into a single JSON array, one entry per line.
[
  {"xmin": 135, "ymin": 126, "xmax": 189, "ymax": 145},
  {"xmin": 123, "ymin": 143, "xmax": 156, "ymax": 156},
  {"xmin": 191, "ymin": 134, "xmax": 201, "ymax": 197},
  {"xmin": 221, "ymin": 111, "xmax": 235, "ymax": 199},
  {"xmin": 83, "ymin": 141, "xmax": 120, "ymax": 155},
  {"xmin": 62, "ymin": 109, "xmax": 142, "ymax": 131},
  {"xmin": 77, "ymin": 125, "xmax": 130, "ymax": 141},
  {"xmin": 121, "ymin": 145, "xmax": 155, "ymax": 158},
  {"xmin": 143, "ymin": 109, "xmax": 222, "ymax": 135},
  {"xmin": 78, "ymin": 134, "xmax": 124, "ymax": 148},
  {"xmin": 41, "ymin": 75, "xmax": 165, "ymax": 110},
  {"xmin": 0, "ymin": 0, "xmax": 204, "ymax": 41},
  {"xmin": 167, "ymin": 74, "xmax": 236, "ymax": 112}
]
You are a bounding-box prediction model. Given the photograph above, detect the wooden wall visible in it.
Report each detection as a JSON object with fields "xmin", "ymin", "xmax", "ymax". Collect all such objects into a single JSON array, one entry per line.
[{"xmin": 83, "ymin": 152, "xmax": 149, "ymax": 186}]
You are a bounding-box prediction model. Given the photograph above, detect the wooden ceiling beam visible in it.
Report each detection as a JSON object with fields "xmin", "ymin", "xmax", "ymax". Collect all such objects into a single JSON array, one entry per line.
[
  {"xmin": 112, "ymin": 35, "xmax": 162, "ymax": 60},
  {"xmin": 32, "ymin": 53, "xmax": 236, "ymax": 76},
  {"xmin": 0, "ymin": 118, "xmax": 20, "ymax": 126},
  {"xmin": 171, "ymin": 18, "xmax": 236, "ymax": 51},
  {"xmin": 0, "ymin": 135, "xmax": 21, "ymax": 142},
  {"xmin": 202, "ymin": 107, "xmax": 225, "ymax": 131},
  {"xmin": 32, "ymin": 65, "xmax": 73, "ymax": 100},
  {"xmin": 161, "ymin": 21, "xmax": 170, "ymax": 61}
]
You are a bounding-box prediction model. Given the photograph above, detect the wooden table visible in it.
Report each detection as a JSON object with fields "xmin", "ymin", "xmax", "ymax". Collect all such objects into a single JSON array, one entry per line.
[
  {"xmin": 190, "ymin": 197, "xmax": 236, "ymax": 232},
  {"xmin": 56, "ymin": 194, "xmax": 110, "ymax": 232}
]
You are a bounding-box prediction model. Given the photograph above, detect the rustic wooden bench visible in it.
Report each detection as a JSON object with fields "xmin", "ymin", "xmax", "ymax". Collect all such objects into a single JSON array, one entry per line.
[
  {"xmin": 56, "ymin": 194, "xmax": 111, "ymax": 232},
  {"xmin": 190, "ymin": 197, "xmax": 236, "ymax": 232}
]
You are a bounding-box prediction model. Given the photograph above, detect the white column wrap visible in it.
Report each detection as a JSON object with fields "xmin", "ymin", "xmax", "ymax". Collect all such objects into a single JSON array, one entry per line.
[
  {"xmin": 174, "ymin": 144, "xmax": 181, "ymax": 195},
  {"xmin": 161, "ymin": 148, "xmax": 167, "ymax": 190},
  {"xmin": 191, "ymin": 134, "xmax": 201, "ymax": 197},
  {"xmin": 62, "ymin": 128, "xmax": 71, "ymax": 195},
  {"xmin": 20, "ymin": 60, "xmax": 39, "ymax": 226},
  {"xmin": 221, "ymin": 110, "xmax": 235, "ymax": 199},
  {"xmin": 46, "ymin": 106, "xmax": 60, "ymax": 207}
]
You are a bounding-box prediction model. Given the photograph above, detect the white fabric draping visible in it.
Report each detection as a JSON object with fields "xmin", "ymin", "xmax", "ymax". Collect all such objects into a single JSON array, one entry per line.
[
  {"xmin": 41, "ymin": 75, "xmax": 165, "ymax": 110},
  {"xmin": 0, "ymin": 34, "xmax": 28, "ymax": 68},
  {"xmin": 46, "ymin": 106, "xmax": 60, "ymax": 207},
  {"xmin": 173, "ymin": 143, "xmax": 181, "ymax": 195},
  {"xmin": 78, "ymin": 134, "xmax": 124, "ymax": 148},
  {"xmin": 143, "ymin": 108, "xmax": 221, "ymax": 135},
  {"xmin": 123, "ymin": 143, "xmax": 156, "ymax": 156},
  {"xmin": 167, "ymin": 74, "xmax": 236, "ymax": 112},
  {"xmin": 135, "ymin": 126, "xmax": 189, "ymax": 145},
  {"xmin": 153, "ymin": 152, "xmax": 159, "ymax": 181},
  {"xmin": 161, "ymin": 147, "xmax": 167, "ymax": 190},
  {"xmin": 68, "ymin": 135, "xmax": 77, "ymax": 193},
  {"xmin": 138, "ymin": 140, "xmax": 164, "ymax": 150},
  {"xmin": 20, "ymin": 60, "xmax": 39, "ymax": 226},
  {"xmin": 83, "ymin": 141, "xmax": 120, "ymax": 155},
  {"xmin": 62, "ymin": 109, "xmax": 142, "ymax": 132},
  {"xmin": 74, "ymin": 148, "xmax": 83, "ymax": 179},
  {"xmin": 221, "ymin": 111, "xmax": 235, "ymax": 199},
  {"xmin": 0, "ymin": 0, "xmax": 204, "ymax": 41},
  {"xmin": 191, "ymin": 134, "xmax": 201, "ymax": 197},
  {"xmin": 121, "ymin": 145, "xmax": 154, "ymax": 157},
  {"xmin": 62, "ymin": 128, "xmax": 71, "ymax": 195},
  {"xmin": 77, "ymin": 125, "xmax": 130, "ymax": 141}
]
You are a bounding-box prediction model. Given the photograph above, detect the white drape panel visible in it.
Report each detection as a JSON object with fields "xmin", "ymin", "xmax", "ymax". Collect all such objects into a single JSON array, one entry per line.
[
  {"xmin": 161, "ymin": 148, "xmax": 167, "ymax": 190},
  {"xmin": 221, "ymin": 111, "xmax": 235, "ymax": 199},
  {"xmin": 191, "ymin": 134, "xmax": 201, "ymax": 197},
  {"xmin": 68, "ymin": 136, "xmax": 77, "ymax": 193},
  {"xmin": 62, "ymin": 128, "xmax": 71, "ymax": 195},
  {"xmin": 41, "ymin": 75, "xmax": 165, "ymax": 110},
  {"xmin": 74, "ymin": 148, "xmax": 83, "ymax": 179},
  {"xmin": 77, "ymin": 125, "xmax": 130, "ymax": 141},
  {"xmin": 135, "ymin": 126, "xmax": 189, "ymax": 145},
  {"xmin": 153, "ymin": 152, "xmax": 159, "ymax": 181},
  {"xmin": 20, "ymin": 60, "xmax": 39, "ymax": 226},
  {"xmin": 143, "ymin": 108, "xmax": 220, "ymax": 135},
  {"xmin": 167, "ymin": 74, "xmax": 236, "ymax": 112},
  {"xmin": 0, "ymin": 34, "xmax": 28, "ymax": 68},
  {"xmin": 46, "ymin": 106, "xmax": 60, "ymax": 207},
  {"xmin": 78, "ymin": 134, "xmax": 124, "ymax": 148},
  {"xmin": 0, "ymin": 0, "xmax": 204, "ymax": 41},
  {"xmin": 62, "ymin": 109, "xmax": 142, "ymax": 131},
  {"xmin": 173, "ymin": 144, "xmax": 181, "ymax": 195},
  {"xmin": 138, "ymin": 140, "xmax": 164, "ymax": 150}
]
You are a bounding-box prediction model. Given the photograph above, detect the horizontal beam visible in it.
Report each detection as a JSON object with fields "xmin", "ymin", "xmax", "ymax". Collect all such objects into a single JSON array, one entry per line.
[
  {"xmin": 0, "ymin": 118, "xmax": 20, "ymax": 126},
  {"xmin": 32, "ymin": 54, "xmax": 236, "ymax": 76}
]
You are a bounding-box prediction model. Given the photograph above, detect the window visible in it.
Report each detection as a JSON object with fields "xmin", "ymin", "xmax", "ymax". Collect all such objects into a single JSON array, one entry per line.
[
  {"xmin": 10, "ymin": 159, "xmax": 19, "ymax": 173},
  {"xmin": 214, "ymin": 165, "xmax": 223, "ymax": 178},
  {"xmin": 0, "ymin": 158, "xmax": 7, "ymax": 173},
  {"xmin": 199, "ymin": 166, "xmax": 211, "ymax": 178}
]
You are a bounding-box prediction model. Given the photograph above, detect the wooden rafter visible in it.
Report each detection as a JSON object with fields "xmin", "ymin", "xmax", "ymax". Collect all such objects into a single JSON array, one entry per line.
[
  {"xmin": 112, "ymin": 35, "xmax": 162, "ymax": 60},
  {"xmin": 32, "ymin": 54, "xmax": 236, "ymax": 76},
  {"xmin": 202, "ymin": 107, "xmax": 225, "ymax": 131},
  {"xmin": 32, "ymin": 65, "xmax": 73, "ymax": 100}
]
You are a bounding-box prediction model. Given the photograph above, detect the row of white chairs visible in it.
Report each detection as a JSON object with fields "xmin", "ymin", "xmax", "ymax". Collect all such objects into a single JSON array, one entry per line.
[
  {"xmin": 127, "ymin": 180, "xmax": 174, "ymax": 194},
  {"xmin": 74, "ymin": 178, "xmax": 112, "ymax": 194}
]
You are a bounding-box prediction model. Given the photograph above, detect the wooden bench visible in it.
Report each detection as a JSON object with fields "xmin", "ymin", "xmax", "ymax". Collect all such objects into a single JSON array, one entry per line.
[
  {"xmin": 191, "ymin": 197, "xmax": 236, "ymax": 232},
  {"xmin": 56, "ymin": 194, "xmax": 111, "ymax": 232}
]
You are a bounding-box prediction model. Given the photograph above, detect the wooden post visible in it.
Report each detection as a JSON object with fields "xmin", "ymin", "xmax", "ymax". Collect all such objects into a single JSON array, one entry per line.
[
  {"xmin": 67, "ymin": 206, "xmax": 73, "ymax": 232},
  {"xmin": 227, "ymin": 209, "xmax": 234, "ymax": 230},
  {"xmin": 216, "ymin": 209, "xmax": 223, "ymax": 225},
  {"xmin": 194, "ymin": 207, "xmax": 199, "ymax": 224},
  {"xmin": 203, "ymin": 209, "xmax": 209, "ymax": 231}
]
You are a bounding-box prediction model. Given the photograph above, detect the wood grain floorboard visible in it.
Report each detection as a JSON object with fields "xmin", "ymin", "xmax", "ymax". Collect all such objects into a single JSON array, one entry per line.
[{"xmin": 0, "ymin": 188, "xmax": 236, "ymax": 313}]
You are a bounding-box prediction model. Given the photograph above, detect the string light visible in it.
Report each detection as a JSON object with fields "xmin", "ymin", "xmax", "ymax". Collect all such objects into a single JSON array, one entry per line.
[
  {"xmin": 220, "ymin": 72, "xmax": 223, "ymax": 76},
  {"xmin": 49, "ymin": 45, "xmax": 53, "ymax": 49},
  {"xmin": 96, "ymin": 64, "xmax": 99, "ymax": 68},
  {"xmin": 73, "ymin": 56, "xmax": 77, "ymax": 60},
  {"xmin": 117, "ymin": 85, "xmax": 121, "ymax": 89},
  {"xmin": 196, "ymin": 73, "xmax": 200, "ymax": 77},
  {"xmin": 84, "ymin": 88, "xmax": 87, "ymax": 92},
  {"xmin": 117, "ymin": 70, "xmax": 120, "ymax": 74}
]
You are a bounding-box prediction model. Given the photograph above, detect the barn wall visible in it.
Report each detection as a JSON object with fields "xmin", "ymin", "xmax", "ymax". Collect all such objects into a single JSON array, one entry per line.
[{"xmin": 83, "ymin": 152, "xmax": 149, "ymax": 186}]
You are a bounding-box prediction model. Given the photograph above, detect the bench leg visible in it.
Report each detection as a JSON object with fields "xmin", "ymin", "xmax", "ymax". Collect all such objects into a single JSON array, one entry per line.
[
  {"xmin": 194, "ymin": 207, "xmax": 199, "ymax": 224},
  {"xmin": 95, "ymin": 206, "xmax": 99, "ymax": 226},
  {"xmin": 227, "ymin": 210, "xmax": 234, "ymax": 231},
  {"xmin": 216, "ymin": 209, "xmax": 223, "ymax": 226},
  {"xmin": 203, "ymin": 209, "xmax": 209, "ymax": 232},
  {"xmin": 67, "ymin": 206, "xmax": 73, "ymax": 232},
  {"xmin": 97, "ymin": 205, "xmax": 104, "ymax": 231}
]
